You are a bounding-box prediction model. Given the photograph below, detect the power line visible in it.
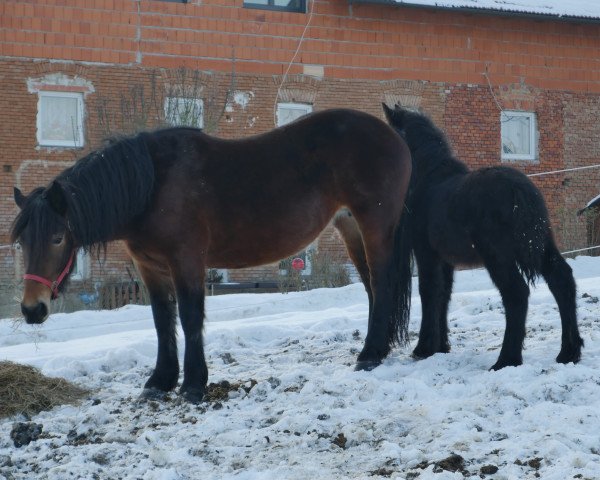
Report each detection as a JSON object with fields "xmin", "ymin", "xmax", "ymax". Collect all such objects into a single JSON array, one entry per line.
[
  {"xmin": 560, "ymin": 245, "xmax": 600, "ymax": 256},
  {"xmin": 527, "ymin": 163, "xmax": 600, "ymax": 178}
]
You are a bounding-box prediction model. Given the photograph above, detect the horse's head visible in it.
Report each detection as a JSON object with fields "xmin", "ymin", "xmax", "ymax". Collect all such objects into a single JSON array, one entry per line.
[
  {"xmin": 12, "ymin": 182, "xmax": 76, "ymax": 324},
  {"xmin": 382, "ymin": 103, "xmax": 431, "ymax": 144},
  {"xmin": 382, "ymin": 103, "xmax": 455, "ymax": 176},
  {"xmin": 382, "ymin": 102, "xmax": 408, "ymax": 138}
]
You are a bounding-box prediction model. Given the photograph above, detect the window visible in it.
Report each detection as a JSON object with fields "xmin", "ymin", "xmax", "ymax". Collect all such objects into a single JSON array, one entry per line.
[
  {"xmin": 164, "ymin": 97, "xmax": 204, "ymax": 129},
  {"xmin": 37, "ymin": 91, "xmax": 84, "ymax": 147},
  {"xmin": 501, "ymin": 111, "xmax": 537, "ymax": 161},
  {"xmin": 276, "ymin": 102, "xmax": 312, "ymax": 127},
  {"xmin": 244, "ymin": 0, "xmax": 305, "ymax": 13},
  {"xmin": 71, "ymin": 250, "xmax": 89, "ymax": 281}
]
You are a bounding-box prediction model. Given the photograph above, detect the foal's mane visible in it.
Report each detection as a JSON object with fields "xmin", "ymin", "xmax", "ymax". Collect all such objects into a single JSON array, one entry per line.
[
  {"xmin": 12, "ymin": 133, "xmax": 155, "ymax": 251},
  {"xmin": 385, "ymin": 105, "xmax": 469, "ymax": 179}
]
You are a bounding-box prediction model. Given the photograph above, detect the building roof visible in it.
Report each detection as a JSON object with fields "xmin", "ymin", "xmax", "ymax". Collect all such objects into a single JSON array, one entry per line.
[{"xmin": 374, "ymin": 0, "xmax": 600, "ymax": 21}]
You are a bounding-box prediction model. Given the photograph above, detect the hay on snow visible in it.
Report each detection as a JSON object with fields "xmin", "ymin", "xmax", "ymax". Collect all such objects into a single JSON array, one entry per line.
[{"xmin": 0, "ymin": 361, "xmax": 89, "ymax": 419}]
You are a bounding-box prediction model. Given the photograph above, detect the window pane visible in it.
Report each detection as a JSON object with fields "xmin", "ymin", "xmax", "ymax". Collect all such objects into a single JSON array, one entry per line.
[
  {"xmin": 73, "ymin": 250, "xmax": 89, "ymax": 279},
  {"xmin": 501, "ymin": 112, "xmax": 532, "ymax": 156},
  {"xmin": 244, "ymin": 0, "xmax": 303, "ymax": 9},
  {"xmin": 276, "ymin": 104, "xmax": 312, "ymax": 127},
  {"xmin": 274, "ymin": 0, "xmax": 300, "ymax": 7},
  {"xmin": 40, "ymin": 96, "xmax": 80, "ymax": 144},
  {"xmin": 165, "ymin": 97, "xmax": 203, "ymax": 128}
]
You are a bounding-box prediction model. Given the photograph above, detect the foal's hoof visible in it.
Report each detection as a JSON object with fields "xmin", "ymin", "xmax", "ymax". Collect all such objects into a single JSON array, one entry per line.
[
  {"xmin": 411, "ymin": 350, "xmax": 433, "ymax": 361},
  {"xmin": 489, "ymin": 359, "xmax": 522, "ymax": 371},
  {"xmin": 139, "ymin": 388, "xmax": 170, "ymax": 401},
  {"xmin": 180, "ymin": 386, "xmax": 205, "ymax": 404},
  {"xmin": 412, "ymin": 343, "xmax": 450, "ymax": 360},
  {"xmin": 354, "ymin": 360, "xmax": 382, "ymax": 371},
  {"xmin": 556, "ymin": 349, "xmax": 581, "ymax": 365}
]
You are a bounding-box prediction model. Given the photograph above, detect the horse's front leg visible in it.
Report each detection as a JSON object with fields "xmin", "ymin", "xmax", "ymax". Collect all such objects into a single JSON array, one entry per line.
[
  {"xmin": 172, "ymin": 270, "xmax": 208, "ymax": 403},
  {"xmin": 136, "ymin": 263, "xmax": 179, "ymax": 398},
  {"xmin": 412, "ymin": 251, "xmax": 453, "ymax": 359}
]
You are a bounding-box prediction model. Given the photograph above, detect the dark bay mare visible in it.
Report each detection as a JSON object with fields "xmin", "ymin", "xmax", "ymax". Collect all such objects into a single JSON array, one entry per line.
[
  {"xmin": 11, "ymin": 108, "xmax": 413, "ymax": 402},
  {"xmin": 335, "ymin": 104, "xmax": 583, "ymax": 370}
]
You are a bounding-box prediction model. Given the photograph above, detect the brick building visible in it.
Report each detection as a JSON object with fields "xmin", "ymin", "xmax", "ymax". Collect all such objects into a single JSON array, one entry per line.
[{"xmin": 1, "ymin": 0, "xmax": 600, "ymax": 304}]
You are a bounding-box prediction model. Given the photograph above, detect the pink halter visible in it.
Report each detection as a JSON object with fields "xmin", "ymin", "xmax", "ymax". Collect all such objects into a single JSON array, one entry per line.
[{"xmin": 23, "ymin": 250, "xmax": 75, "ymax": 299}]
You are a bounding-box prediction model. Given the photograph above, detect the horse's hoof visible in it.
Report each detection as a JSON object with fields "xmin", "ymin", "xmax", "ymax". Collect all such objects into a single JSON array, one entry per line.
[
  {"xmin": 139, "ymin": 388, "xmax": 169, "ymax": 401},
  {"xmin": 489, "ymin": 359, "xmax": 521, "ymax": 371},
  {"xmin": 411, "ymin": 350, "xmax": 431, "ymax": 360},
  {"xmin": 411, "ymin": 347, "xmax": 449, "ymax": 360},
  {"xmin": 180, "ymin": 387, "xmax": 205, "ymax": 403},
  {"xmin": 354, "ymin": 360, "xmax": 381, "ymax": 371},
  {"xmin": 556, "ymin": 350, "xmax": 581, "ymax": 364}
]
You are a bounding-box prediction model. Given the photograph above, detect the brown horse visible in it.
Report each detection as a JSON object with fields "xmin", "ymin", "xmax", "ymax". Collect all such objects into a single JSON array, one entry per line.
[{"xmin": 11, "ymin": 108, "xmax": 412, "ymax": 402}]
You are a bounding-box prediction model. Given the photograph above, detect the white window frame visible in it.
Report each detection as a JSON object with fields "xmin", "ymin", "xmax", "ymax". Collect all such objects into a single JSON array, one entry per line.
[
  {"xmin": 276, "ymin": 102, "xmax": 312, "ymax": 127},
  {"xmin": 164, "ymin": 97, "xmax": 204, "ymax": 129},
  {"xmin": 500, "ymin": 110, "xmax": 537, "ymax": 162},
  {"xmin": 37, "ymin": 91, "xmax": 85, "ymax": 148},
  {"xmin": 70, "ymin": 250, "xmax": 90, "ymax": 281}
]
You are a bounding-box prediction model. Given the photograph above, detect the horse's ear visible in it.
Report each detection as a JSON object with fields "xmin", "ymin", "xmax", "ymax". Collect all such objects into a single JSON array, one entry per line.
[
  {"xmin": 13, "ymin": 187, "xmax": 26, "ymax": 209},
  {"xmin": 44, "ymin": 181, "xmax": 68, "ymax": 216},
  {"xmin": 382, "ymin": 103, "xmax": 394, "ymax": 122}
]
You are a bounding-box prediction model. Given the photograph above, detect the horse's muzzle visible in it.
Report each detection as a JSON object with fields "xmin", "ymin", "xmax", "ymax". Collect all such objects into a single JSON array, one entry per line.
[{"xmin": 21, "ymin": 302, "xmax": 49, "ymax": 324}]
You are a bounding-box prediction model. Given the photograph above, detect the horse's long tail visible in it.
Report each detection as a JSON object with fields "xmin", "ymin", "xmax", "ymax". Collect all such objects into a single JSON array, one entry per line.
[
  {"xmin": 511, "ymin": 181, "xmax": 549, "ymax": 285},
  {"xmin": 389, "ymin": 204, "xmax": 413, "ymax": 347}
]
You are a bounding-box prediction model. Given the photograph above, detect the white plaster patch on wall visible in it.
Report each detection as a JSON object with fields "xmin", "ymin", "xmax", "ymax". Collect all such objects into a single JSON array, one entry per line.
[
  {"xmin": 16, "ymin": 160, "xmax": 75, "ymax": 189},
  {"xmin": 233, "ymin": 91, "xmax": 254, "ymax": 110},
  {"xmin": 27, "ymin": 73, "xmax": 95, "ymax": 96}
]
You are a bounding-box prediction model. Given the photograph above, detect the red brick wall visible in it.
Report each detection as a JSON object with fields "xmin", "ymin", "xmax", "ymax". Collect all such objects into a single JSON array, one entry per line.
[
  {"xmin": 2, "ymin": 1, "xmax": 600, "ymax": 90},
  {"xmin": 2, "ymin": 0, "xmax": 600, "ymax": 287}
]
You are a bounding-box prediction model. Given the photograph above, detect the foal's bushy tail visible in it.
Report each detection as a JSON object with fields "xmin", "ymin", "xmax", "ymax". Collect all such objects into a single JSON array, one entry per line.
[
  {"xmin": 511, "ymin": 181, "xmax": 550, "ymax": 285},
  {"xmin": 389, "ymin": 205, "xmax": 413, "ymax": 347}
]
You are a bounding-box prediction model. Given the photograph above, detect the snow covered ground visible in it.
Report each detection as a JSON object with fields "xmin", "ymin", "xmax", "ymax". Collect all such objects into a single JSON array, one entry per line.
[{"xmin": 1, "ymin": 257, "xmax": 600, "ymax": 479}]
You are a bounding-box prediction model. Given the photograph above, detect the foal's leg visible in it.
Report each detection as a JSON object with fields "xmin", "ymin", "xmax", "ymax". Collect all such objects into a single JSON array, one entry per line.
[
  {"xmin": 541, "ymin": 243, "xmax": 583, "ymax": 364},
  {"xmin": 171, "ymin": 265, "xmax": 208, "ymax": 403},
  {"xmin": 412, "ymin": 251, "xmax": 453, "ymax": 359},
  {"xmin": 137, "ymin": 263, "xmax": 179, "ymax": 397},
  {"xmin": 438, "ymin": 262, "xmax": 454, "ymax": 353},
  {"xmin": 483, "ymin": 257, "xmax": 530, "ymax": 370}
]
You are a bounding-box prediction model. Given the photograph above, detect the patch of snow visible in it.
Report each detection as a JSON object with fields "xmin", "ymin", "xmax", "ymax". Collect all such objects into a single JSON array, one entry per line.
[
  {"xmin": 392, "ymin": 0, "xmax": 600, "ymax": 20},
  {"xmin": 2, "ymin": 256, "xmax": 600, "ymax": 478}
]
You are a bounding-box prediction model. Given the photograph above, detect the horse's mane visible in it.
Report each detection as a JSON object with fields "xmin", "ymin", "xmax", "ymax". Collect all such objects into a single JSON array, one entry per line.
[
  {"xmin": 384, "ymin": 105, "xmax": 469, "ymax": 179},
  {"xmin": 12, "ymin": 133, "xmax": 155, "ymax": 252}
]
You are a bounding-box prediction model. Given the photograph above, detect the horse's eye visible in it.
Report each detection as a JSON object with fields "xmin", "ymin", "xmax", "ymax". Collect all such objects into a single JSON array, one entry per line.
[{"xmin": 51, "ymin": 235, "xmax": 64, "ymax": 245}]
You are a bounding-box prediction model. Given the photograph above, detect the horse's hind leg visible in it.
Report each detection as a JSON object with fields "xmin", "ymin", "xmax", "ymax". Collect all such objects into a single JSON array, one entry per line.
[
  {"xmin": 482, "ymin": 256, "xmax": 530, "ymax": 370},
  {"xmin": 333, "ymin": 209, "xmax": 373, "ymax": 315},
  {"xmin": 438, "ymin": 262, "xmax": 454, "ymax": 353},
  {"xmin": 412, "ymin": 251, "xmax": 453, "ymax": 359},
  {"xmin": 135, "ymin": 261, "xmax": 179, "ymax": 397},
  {"xmin": 541, "ymin": 243, "xmax": 583, "ymax": 364},
  {"xmin": 352, "ymin": 214, "xmax": 401, "ymax": 370}
]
